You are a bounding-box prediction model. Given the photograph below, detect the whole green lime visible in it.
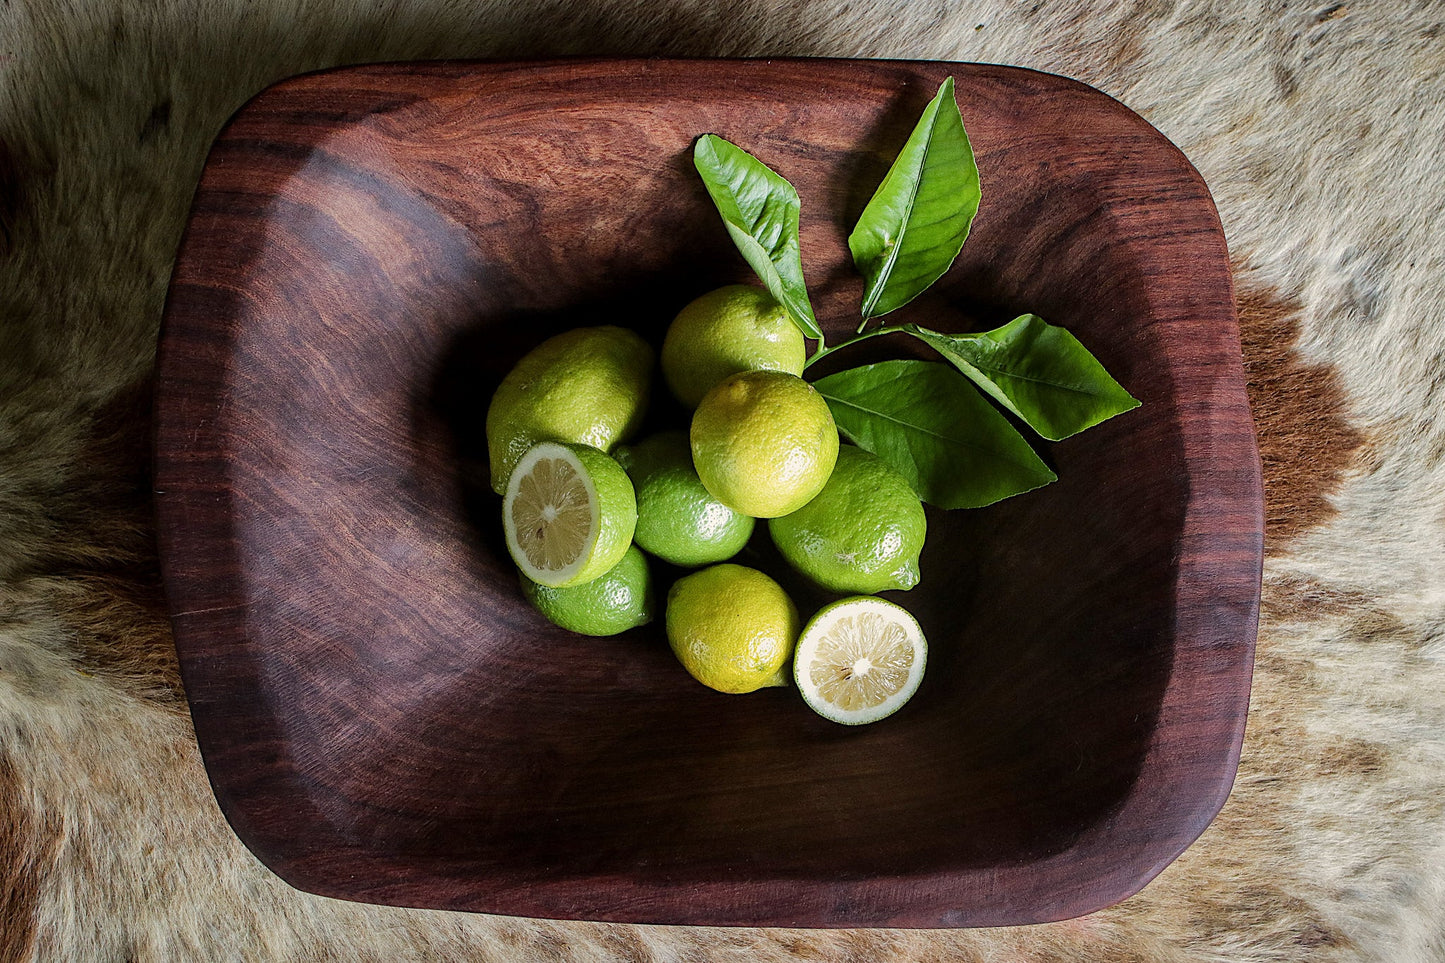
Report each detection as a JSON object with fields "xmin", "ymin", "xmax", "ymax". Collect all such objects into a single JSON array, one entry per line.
[
  {"xmin": 769, "ymin": 446, "xmax": 926, "ymax": 594},
  {"xmin": 485, "ymin": 326, "xmax": 653, "ymax": 493},
  {"xmin": 661, "ymin": 285, "xmax": 807, "ymax": 408},
  {"xmin": 665, "ymin": 563, "xmax": 799, "ymax": 694},
  {"xmin": 520, "ymin": 544, "xmax": 654, "ymax": 636},
  {"xmin": 690, "ymin": 370, "xmax": 839, "ymax": 519},
  {"xmin": 615, "ymin": 431, "xmax": 755, "ymax": 567}
]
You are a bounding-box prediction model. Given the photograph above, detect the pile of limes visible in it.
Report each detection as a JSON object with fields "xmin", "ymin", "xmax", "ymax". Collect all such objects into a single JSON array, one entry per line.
[{"xmin": 487, "ymin": 285, "xmax": 928, "ymax": 725}]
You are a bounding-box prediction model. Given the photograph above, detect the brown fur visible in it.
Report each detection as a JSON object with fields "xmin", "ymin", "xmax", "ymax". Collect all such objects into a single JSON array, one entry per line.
[
  {"xmin": 1237, "ymin": 284, "xmax": 1364, "ymax": 550},
  {"xmin": 4, "ymin": 0, "xmax": 1445, "ymax": 960},
  {"xmin": 0, "ymin": 757, "xmax": 40, "ymax": 963}
]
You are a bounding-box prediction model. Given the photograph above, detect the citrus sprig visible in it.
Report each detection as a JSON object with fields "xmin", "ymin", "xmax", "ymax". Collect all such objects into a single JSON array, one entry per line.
[{"xmin": 693, "ymin": 78, "xmax": 1138, "ymax": 508}]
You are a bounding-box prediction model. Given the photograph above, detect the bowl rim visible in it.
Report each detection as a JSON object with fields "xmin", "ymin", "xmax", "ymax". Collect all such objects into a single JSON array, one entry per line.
[{"xmin": 153, "ymin": 55, "xmax": 1263, "ymax": 928}]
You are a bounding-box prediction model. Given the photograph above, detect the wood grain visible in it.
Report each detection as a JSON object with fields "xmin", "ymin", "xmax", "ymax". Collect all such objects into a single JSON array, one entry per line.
[{"xmin": 153, "ymin": 58, "xmax": 1262, "ymax": 927}]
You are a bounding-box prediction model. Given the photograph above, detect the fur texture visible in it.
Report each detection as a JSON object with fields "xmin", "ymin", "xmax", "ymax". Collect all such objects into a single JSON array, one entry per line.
[{"xmin": 3, "ymin": 0, "xmax": 1444, "ymax": 959}]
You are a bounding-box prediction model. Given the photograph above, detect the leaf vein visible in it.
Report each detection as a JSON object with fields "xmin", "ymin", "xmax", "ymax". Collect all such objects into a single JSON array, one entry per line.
[{"xmin": 821, "ymin": 393, "xmax": 1047, "ymax": 471}]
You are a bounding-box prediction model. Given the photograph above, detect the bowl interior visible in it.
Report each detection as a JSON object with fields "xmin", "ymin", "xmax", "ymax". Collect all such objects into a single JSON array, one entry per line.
[{"xmin": 157, "ymin": 59, "xmax": 1255, "ymax": 927}]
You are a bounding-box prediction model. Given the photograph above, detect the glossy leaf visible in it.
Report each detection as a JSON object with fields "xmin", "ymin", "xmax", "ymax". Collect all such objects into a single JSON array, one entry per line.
[
  {"xmin": 848, "ymin": 77, "xmax": 980, "ymax": 319},
  {"xmin": 902, "ymin": 316, "xmax": 1141, "ymax": 441},
  {"xmin": 813, "ymin": 359, "xmax": 1056, "ymax": 509},
  {"xmin": 693, "ymin": 134, "xmax": 821, "ymax": 341}
]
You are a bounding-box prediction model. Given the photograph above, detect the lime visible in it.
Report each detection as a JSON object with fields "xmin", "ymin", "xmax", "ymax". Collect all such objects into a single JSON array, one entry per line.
[
  {"xmin": 665, "ymin": 563, "xmax": 800, "ymax": 694},
  {"xmin": 502, "ymin": 442, "xmax": 636, "ymax": 588},
  {"xmin": 485, "ymin": 325, "xmax": 653, "ymax": 493},
  {"xmin": 661, "ymin": 285, "xmax": 807, "ymax": 407},
  {"xmin": 521, "ymin": 544, "xmax": 654, "ymax": 636},
  {"xmin": 615, "ymin": 431, "xmax": 755, "ymax": 567},
  {"xmin": 690, "ymin": 370, "xmax": 839, "ymax": 518},
  {"xmin": 793, "ymin": 596, "xmax": 927, "ymax": 725},
  {"xmin": 769, "ymin": 446, "xmax": 926, "ymax": 594}
]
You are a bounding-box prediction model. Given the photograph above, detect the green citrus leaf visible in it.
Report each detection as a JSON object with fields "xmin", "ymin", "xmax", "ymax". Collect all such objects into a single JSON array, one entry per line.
[
  {"xmin": 901, "ymin": 316, "xmax": 1141, "ymax": 441},
  {"xmin": 848, "ymin": 77, "xmax": 980, "ymax": 320},
  {"xmin": 693, "ymin": 134, "xmax": 822, "ymax": 342},
  {"xmin": 813, "ymin": 359, "xmax": 1056, "ymax": 508}
]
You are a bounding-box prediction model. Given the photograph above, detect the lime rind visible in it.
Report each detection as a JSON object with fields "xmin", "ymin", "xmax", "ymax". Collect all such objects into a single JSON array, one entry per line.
[
  {"xmin": 661, "ymin": 285, "xmax": 807, "ymax": 408},
  {"xmin": 793, "ymin": 596, "xmax": 927, "ymax": 725},
  {"xmin": 690, "ymin": 370, "xmax": 839, "ymax": 518}
]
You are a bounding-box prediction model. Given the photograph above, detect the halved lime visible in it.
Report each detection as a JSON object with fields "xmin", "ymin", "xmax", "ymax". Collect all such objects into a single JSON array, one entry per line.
[
  {"xmin": 793, "ymin": 597, "xmax": 927, "ymax": 725},
  {"xmin": 502, "ymin": 441, "xmax": 636, "ymax": 588}
]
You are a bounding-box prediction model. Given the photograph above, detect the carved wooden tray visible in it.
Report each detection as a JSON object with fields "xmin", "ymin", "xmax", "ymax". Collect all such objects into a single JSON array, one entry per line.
[{"xmin": 153, "ymin": 58, "xmax": 1262, "ymax": 927}]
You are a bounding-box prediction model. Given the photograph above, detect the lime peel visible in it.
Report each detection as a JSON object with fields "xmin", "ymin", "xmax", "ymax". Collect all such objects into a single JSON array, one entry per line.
[
  {"xmin": 661, "ymin": 285, "xmax": 806, "ymax": 408},
  {"xmin": 620, "ymin": 431, "xmax": 755, "ymax": 567},
  {"xmin": 769, "ymin": 446, "xmax": 926, "ymax": 594},
  {"xmin": 485, "ymin": 325, "xmax": 652, "ymax": 493}
]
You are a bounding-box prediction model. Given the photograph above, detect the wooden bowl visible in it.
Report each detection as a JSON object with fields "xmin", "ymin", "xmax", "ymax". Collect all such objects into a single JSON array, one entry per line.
[{"xmin": 154, "ymin": 58, "xmax": 1262, "ymax": 927}]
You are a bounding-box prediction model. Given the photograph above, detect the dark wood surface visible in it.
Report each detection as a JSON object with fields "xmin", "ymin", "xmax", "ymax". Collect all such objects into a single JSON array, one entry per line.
[{"xmin": 153, "ymin": 58, "xmax": 1262, "ymax": 927}]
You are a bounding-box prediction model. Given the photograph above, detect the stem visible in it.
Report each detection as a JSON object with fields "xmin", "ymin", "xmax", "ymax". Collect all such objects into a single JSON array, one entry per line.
[{"xmin": 804, "ymin": 324, "xmax": 907, "ymax": 370}]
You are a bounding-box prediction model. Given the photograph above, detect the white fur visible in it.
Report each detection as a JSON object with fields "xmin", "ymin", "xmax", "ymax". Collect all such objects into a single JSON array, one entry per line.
[{"xmin": 3, "ymin": 0, "xmax": 1444, "ymax": 959}]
